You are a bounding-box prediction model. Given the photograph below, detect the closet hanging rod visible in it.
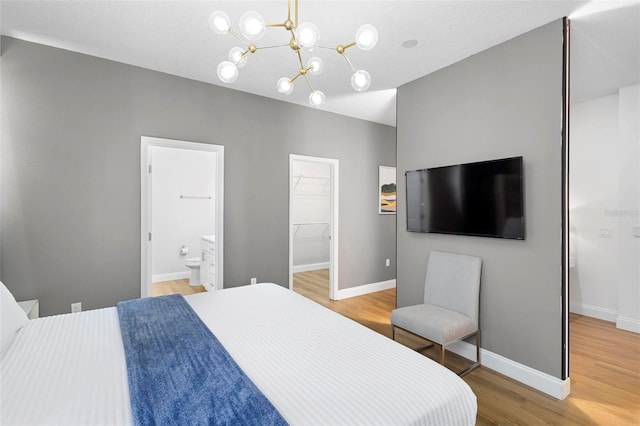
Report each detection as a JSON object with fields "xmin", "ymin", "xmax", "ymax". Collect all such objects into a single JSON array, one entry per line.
[{"xmin": 180, "ymin": 195, "xmax": 212, "ymax": 200}]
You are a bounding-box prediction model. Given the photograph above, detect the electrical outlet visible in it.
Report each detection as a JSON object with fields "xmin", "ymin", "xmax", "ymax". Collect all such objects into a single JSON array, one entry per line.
[
  {"xmin": 599, "ymin": 228, "xmax": 613, "ymax": 238},
  {"xmin": 385, "ymin": 259, "xmax": 390, "ymax": 267},
  {"xmin": 71, "ymin": 302, "xmax": 82, "ymax": 313},
  {"xmin": 250, "ymin": 277, "xmax": 257, "ymax": 285}
]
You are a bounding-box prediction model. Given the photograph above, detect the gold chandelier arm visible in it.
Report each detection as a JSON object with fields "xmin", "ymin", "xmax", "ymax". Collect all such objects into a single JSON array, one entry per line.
[
  {"xmin": 288, "ymin": 0, "xmax": 291, "ymax": 21},
  {"xmin": 290, "ymin": 72, "xmax": 303, "ymax": 83},
  {"xmin": 342, "ymin": 42, "xmax": 357, "ymax": 50},
  {"xmin": 295, "ymin": 0, "xmax": 299, "ymax": 28},
  {"xmin": 304, "ymin": 74, "xmax": 316, "ymax": 93},
  {"xmin": 342, "ymin": 54, "xmax": 357, "ymax": 73},
  {"xmin": 295, "ymin": 49, "xmax": 304, "ymax": 69},
  {"xmin": 228, "ymin": 29, "xmax": 247, "ymax": 45},
  {"xmin": 266, "ymin": 23, "xmax": 287, "ymax": 28},
  {"xmin": 258, "ymin": 44, "xmax": 291, "ymax": 50}
]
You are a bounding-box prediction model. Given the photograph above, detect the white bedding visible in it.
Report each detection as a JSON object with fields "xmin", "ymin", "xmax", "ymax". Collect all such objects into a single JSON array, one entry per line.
[{"xmin": 1, "ymin": 283, "xmax": 476, "ymax": 425}]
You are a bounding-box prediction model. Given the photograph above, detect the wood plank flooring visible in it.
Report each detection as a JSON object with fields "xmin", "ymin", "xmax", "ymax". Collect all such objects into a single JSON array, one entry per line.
[
  {"xmin": 155, "ymin": 272, "xmax": 639, "ymax": 424},
  {"xmin": 294, "ymin": 269, "xmax": 640, "ymax": 425},
  {"xmin": 152, "ymin": 279, "xmax": 205, "ymax": 296}
]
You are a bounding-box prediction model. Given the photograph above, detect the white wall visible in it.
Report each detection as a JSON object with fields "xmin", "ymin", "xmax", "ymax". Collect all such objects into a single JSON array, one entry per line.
[
  {"xmin": 616, "ymin": 84, "xmax": 640, "ymax": 333},
  {"xmin": 570, "ymin": 84, "xmax": 640, "ymax": 332},
  {"xmin": 291, "ymin": 160, "xmax": 330, "ymax": 270},
  {"xmin": 151, "ymin": 146, "xmax": 216, "ymax": 282},
  {"xmin": 0, "ymin": 35, "xmax": 3, "ymax": 279},
  {"xmin": 569, "ymin": 93, "xmax": 620, "ymax": 319}
]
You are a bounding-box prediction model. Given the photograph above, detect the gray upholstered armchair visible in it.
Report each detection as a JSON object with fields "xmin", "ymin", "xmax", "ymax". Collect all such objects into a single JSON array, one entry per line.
[{"xmin": 390, "ymin": 250, "xmax": 482, "ymax": 376}]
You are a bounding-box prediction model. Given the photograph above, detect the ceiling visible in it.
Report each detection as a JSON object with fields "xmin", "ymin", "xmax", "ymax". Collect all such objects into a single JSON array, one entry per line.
[{"xmin": 1, "ymin": 1, "xmax": 638, "ymax": 126}]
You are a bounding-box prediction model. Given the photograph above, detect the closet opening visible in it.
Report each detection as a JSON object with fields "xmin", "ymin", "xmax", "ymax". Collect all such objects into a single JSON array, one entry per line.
[{"xmin": 289, "ymin": 154, "xmax": 339, "ymax": 301}]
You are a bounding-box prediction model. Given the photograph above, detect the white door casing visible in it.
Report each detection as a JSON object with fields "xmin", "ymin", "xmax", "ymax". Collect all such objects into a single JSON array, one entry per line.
[
  {"xmin": 289, "ymin": 154, "xmax": 339, "ymax": 300},
  {"xmin": 140, "ymin": 136, "xmax": 224, "ymax": 297}
]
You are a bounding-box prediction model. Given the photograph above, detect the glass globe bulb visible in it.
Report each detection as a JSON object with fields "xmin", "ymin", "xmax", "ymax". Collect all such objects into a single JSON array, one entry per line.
[
  {"xmin": 217, "ymin": 61, "xmax": 238, "ymax": 84},
  {"xmin": 239, "ymin": 11, "xmax": 265, "ymax": 41},
  {"xmin": 309, "ymin": 90, "xmax": 326, "ymax": 107},
  {"xmin": 276, "ymin": 78, "xmax": 294, "ymax": 95},
  {"xmin": 296, "ymin": 22, "xmax": 320, "ymax": 49},
  {"xmin": 355, "ymin": 24, "xmax": 378, "ymax": 50},
  {"xmin": 209, "ymin": 11, "xmax": 231, "ymax": 35},
  {"xmin": 306, "ymin": 57, "xmax": 324, "ymax": 75},
  {"xmin": 228, "ymin": 47, "xmax": 247, "ymax": 68},
  {"xmin": 351, "ymin": 70, "xmax": 371, "ymax": 92}
]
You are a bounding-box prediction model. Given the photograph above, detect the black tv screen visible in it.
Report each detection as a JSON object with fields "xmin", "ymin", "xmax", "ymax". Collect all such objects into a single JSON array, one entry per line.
[{"xmin": 405, "ymin": 156, "xmax": 525, "ymax": 239}]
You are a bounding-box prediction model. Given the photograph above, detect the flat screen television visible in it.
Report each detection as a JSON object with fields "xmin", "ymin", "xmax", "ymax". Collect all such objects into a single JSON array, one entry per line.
[{"xmin": 405, "ymin": 156, "xmax": 525, "ymax": 239}]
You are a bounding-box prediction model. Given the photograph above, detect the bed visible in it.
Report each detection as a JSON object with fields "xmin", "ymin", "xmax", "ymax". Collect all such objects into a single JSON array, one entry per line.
[{"xmin": 1, "ymin": 282, "xmax": 477, "ymax": 425}]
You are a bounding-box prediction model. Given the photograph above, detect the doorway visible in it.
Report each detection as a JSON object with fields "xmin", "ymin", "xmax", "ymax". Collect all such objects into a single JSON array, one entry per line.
[
  {"xmin": 289, "ymin": 154, "xmax": 339, "ymax": 300},
  {"xmin": 140, "ymin": 137, "xmax": 224, "ymax": 298},
  {"xmin": 566, "ymin": 2, "xmax": 640, "ymax": 414}
]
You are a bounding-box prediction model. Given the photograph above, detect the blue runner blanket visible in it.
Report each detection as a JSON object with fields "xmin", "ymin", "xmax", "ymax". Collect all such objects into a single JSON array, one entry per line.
[{"xmin": 117, "ymin": 294, "xmax": 287, "ymax": 426}]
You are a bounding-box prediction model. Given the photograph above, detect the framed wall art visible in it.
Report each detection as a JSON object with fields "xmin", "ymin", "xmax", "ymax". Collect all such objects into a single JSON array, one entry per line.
[{"xmin": 379, "ymin": 166, "xmax": 396, "ymax": 215}]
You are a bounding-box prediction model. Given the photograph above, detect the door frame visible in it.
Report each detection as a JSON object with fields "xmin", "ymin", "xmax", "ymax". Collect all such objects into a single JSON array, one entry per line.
[
  {"xmin": 140, "ymin": 136, "xmax": 224, "ymax": 297},
  {"xmin": 288, "ymin": 154, "xmax": 339, "ymax": 300}
]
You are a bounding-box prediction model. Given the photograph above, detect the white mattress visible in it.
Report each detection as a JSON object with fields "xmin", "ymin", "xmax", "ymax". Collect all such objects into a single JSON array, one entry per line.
[{"xmin": 1, "ymin": 283, "xmax": 476, "ymax": 425}]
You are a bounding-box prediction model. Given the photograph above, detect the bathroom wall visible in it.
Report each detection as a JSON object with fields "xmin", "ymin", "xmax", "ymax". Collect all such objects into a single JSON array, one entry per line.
[
  {"xmin": 151, "ymin": 146, "xmax": 216, "ymax": 282},
  {"xmin": 291, "ymin": 160, "xmax": 331, "ymax": 271},
  {"xmin": 569, "ymin": 93, "xmax": 620, "ymax": 319},
  {"xmin": 570, "ymin": 85, "xmax": 640, "ymax": 334},
  {"xmin": 569, "ymin": 3, "xmax": 640, "ymax": 333}
]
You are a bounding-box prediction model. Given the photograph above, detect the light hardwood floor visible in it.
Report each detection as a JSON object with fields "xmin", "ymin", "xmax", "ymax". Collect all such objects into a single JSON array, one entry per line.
[
  {"xmin": 293, "ymin": 269, "xmax": 640, "ymax": 425},
  {"xmin": 155, "ymin": 273, "xmax": 640, "ymax": 424},
  {"xmin": 152, "ymin": 279, "xmax": 205, "ymax": 296}
]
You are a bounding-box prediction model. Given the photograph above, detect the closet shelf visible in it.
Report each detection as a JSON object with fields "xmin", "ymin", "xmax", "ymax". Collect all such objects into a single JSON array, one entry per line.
[
  {"xmin": 293, "ymin": 222, "xmax": 330, "ymax": 239},
  {"xmin": 292, "ymin": 175, "xmax": 330, "ymax": 193},
  {"xmin": 180, "ymin": 195, "xmax": 212, "ymax": 200}
]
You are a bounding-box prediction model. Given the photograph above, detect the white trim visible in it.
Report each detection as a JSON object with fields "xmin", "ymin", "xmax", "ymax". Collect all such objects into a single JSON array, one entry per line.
[
  {"xmin": 447, "ymin": 341, "xmax": 571, "ymax": 400},
  {"xmin": 141, "ymin": 137, "xmax": 224, "ymax": 298},
  {"xmin": 570, "ymin": 301, "xmax": 618, "ymax": 323},
  {"xmin": 292, "ymin": 262, "xmax": 330, "ymax": 273},
  {"xmin": 289, "ymin": 154, "xmax": 339, "ymax": 300},
  {"xmin": 152, "ymin": 271, "xmax": 191, "ymax": 283},
  {"xmin": 616, "ymin": 316, "xmax": 640, "ymax": 333},
  {"xmin": 334, "ymin": 279, "xmax": 396, "ymax": 300}
]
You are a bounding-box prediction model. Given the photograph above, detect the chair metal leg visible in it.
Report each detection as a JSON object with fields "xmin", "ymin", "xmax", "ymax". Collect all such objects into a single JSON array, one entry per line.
[
  {"xmin": 458, "ymin": 331, "xmax": 481, "ymax": 377},
  {"xmin": 440, "ymin": 344, "xmax": 446, "ymax": 365},
  {"xmin": 391, "ymin": 324, "xmax": 395, "ymax": 340},
  {"xmin": 415, "ymin": 342, "xmax": 435, "ymax": 352}
]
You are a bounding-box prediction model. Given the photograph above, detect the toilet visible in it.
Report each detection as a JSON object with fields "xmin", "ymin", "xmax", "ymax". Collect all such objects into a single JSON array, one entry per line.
[{"xmin": 185, "ymin": 257, "xmax": 201, "ymax": 286}]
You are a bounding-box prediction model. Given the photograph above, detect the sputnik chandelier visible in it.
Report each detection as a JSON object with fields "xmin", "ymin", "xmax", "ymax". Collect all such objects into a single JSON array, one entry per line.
[{"xmin": 209, "ymin": 0, "xmax": 378, "ymax": 108}]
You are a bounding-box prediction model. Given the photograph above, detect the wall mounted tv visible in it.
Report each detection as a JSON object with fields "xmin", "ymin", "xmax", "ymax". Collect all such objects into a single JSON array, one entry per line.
[{"xmin": 405, "ymin": 156, "xmax": 525, "ymax": 240}]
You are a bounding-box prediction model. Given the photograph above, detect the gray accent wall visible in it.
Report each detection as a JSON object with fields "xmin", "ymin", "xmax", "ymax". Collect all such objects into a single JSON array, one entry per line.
[
  {"xmin": 396, "ymin": 20, "xmax": 564, "ymax": 378},
  {"xmin": 0, "ymin": 37, "xmax": 396, "ymax": 316}
]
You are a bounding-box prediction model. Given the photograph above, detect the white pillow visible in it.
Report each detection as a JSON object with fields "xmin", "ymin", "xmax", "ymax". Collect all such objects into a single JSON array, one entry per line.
[{"xmin": 1, "ymin": 281, "xmax": 30, "ymax": 354}]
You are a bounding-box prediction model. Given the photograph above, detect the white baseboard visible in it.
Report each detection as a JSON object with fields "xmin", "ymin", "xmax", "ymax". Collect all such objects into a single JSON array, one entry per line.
[
  {"xmin": 570, "ymin": 302, "xmax": 640, "ymax": 334},
  {"xmin": 570, "ymin": 301, "xmax": 618, "ymax": 323},
  {"xmin": 152, "ymin": 271, "xmax": 190, "ymax": 283},
  {"xmin": 616, "ymin": 316, "xmax": 640, "ymax": 333},
  {"xmin": 447, "ymin": 341, "xmax": 571, "ymax": 400},
  {"xmin": 334, "ymin": 279, "xmax": 396, "ymax": 300},
  {"xmin": 292, "ymin": 262, "xmax": 330, "ymax": 273}
]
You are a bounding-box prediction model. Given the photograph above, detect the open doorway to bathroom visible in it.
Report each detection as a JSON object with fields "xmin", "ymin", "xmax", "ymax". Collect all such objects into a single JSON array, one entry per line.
[
  {"xmin": 289, "ymin": 154, "xmax": 339, "ymax": 301},
  {"xmin": 140, "ymin": 137, "xmax": 224, "ymax": 298}
]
